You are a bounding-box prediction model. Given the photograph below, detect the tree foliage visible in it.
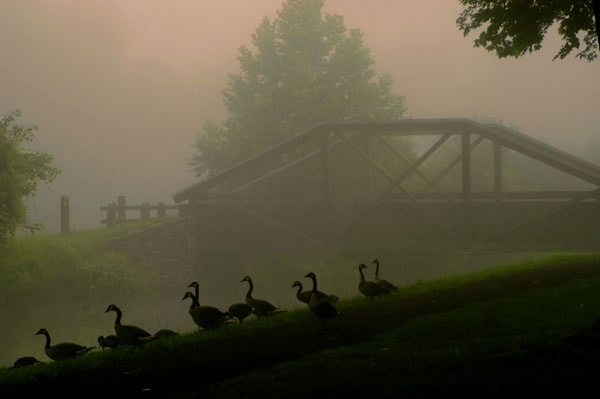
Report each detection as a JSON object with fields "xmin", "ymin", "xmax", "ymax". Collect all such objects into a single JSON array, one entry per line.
[
  {"xmin": 457, "ymin": 0, "xmax": 599, "ymax": 61},
  {"xmin": 0, "ymin": 111, "xmax": 60, "ymax": 245},
  {"xmin": 192, "ymin": 0, "xmax": 406, "ymax": 177}
]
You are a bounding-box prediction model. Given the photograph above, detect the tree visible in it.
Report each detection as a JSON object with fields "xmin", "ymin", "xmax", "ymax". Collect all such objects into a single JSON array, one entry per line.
[
  {"xmin": 191, "ymin": 0, "xmax": 406, "ymax": 177},
  {"xmin": 457, "ymin": 0, "xmax": 600, "ymax": 61},
  {"xmin": 0, "ymin": 111, "xmax": 60, "ymax": 245}
]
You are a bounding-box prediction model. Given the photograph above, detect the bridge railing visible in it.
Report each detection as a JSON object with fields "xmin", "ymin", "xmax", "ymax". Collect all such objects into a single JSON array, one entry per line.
[{"xmin": 100, "ymin": 195, "xmax": 184, "ymax": 227}]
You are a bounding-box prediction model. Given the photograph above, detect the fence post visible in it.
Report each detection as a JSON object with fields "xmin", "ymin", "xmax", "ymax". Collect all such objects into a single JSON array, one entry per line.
[
  {"xmin": 117, "ymin": 195, "xmax": 126, "ymax": 223},
  {"xmin": 107, "ymin": 203, "xmax": 117, "ymax": 228},
  {"xmin": 60, "ymin": 196, "xmax": 70, "ymax": 233},
  {"xmin": 141, "ymin": 202, "xmax": 150, "ymax": 221},
  {"xmin": 157, "ymin": 202, "xmax": 166, "ymax": 218},
  {"xmin": 178, "ymin": 204, "xmax": 188, "ymax": 217}
]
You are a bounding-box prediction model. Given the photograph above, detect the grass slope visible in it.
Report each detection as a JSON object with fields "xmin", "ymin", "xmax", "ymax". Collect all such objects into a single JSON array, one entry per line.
[
  {"xmin": 0, "ymin": 222, "xmax": 161, "ymax": 365},
  {"xmin": 1, "ymin": 253, "xmax": 600, "ymax": 397}
]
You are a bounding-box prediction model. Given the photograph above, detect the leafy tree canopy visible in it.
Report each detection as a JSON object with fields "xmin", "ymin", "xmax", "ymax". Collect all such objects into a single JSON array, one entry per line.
[
  {"xmin": 192, "ymin": 0, "xmax": 406, "ymax": 177},
  {"xmin": 457, "ymin": 0, "xmax": 599, "ymax": 61},
  {"xmin": 0, "ymin": 111, "xmax": 60, "ymax": 245}
]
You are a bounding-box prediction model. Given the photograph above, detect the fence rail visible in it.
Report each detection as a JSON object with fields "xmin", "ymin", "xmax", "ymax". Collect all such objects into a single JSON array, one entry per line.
[{"xmin": 100, "ymin": 195, "xmax": 182, "ymax": 227}]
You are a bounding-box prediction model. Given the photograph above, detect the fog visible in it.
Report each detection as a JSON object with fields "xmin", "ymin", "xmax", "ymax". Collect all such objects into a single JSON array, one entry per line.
[{"xmin": 1, "ymin": 0, "xmax": 598, "ymax": 232}]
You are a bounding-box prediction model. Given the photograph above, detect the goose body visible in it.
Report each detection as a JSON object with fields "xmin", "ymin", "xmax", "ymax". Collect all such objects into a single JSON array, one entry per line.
[
  {"xmin": 358, "ymin": 264, "xmax": 389, "ymax": 299},
  {"xmin": 372, "ymin": 259, "xmax": 398, "ymax": 292},
  {"xmin": 304, "ymin": 272, "xmax": 341, "ymax": 330},
  {"xmin": 105, "ymin": 304, "xmax": 151, "ymax": 345},
  {"xmin": 182, "ymin": 291, "xmax": 229, "ymax": 330},
  {"xmin": 241, "ymin": 275, "xmax": 283, "ymax": 317},
  {"xmin": 35, "ymin": 328, "xmax": 93, "ymax": 361},
  {"xmin": 227, "ymin": 302, "xmax": 253, "ymax": 323},
  {"xmin": 154, "ymin": 329, "xmax": 179, "ymax": 339},
  {"xmin": 12, "ymin": 356, "xmax": 42, "ymax": 368},
  {"xmin": 98, "ymin": 334, "xmax": 121, "ymax": 350},
  {"xmin": 292, "ymin": 281, "xmax": 338, "ymax": 305}
]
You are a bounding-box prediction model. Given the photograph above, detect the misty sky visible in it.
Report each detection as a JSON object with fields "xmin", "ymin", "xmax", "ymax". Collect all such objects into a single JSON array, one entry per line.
[{"xmin": 1, "ymin": 0, "xmax": 599, "ymax": 232}]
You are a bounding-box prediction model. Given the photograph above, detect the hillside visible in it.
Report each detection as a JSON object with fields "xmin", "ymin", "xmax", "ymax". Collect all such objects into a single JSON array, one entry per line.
[{"xmin": 1, "ymin": 253, "xmax": 600, "ymax": 397}]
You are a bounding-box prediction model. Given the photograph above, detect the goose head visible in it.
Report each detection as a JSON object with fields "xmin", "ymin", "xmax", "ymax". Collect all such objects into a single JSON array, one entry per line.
[
  {"xmin": 187, "ymin": 281, "xmax": 199, "ymax": 289},
  {"xmin": 240, "ymin": 276, "xmax": 252, "ymax": 283},
  {"xmin": 359, "ymin": 263, "xmax": 368, "ymax": 271},
  {"xmin": 371, "ymin": 259, "xmax": 379, "ymax": 265},
  {"xmin": 304, "ymin": 272, "xmax": 316, "ymax": 279},
  {"xmin": 104, "ymin": 304, "xmax": 120, "ymax": 313},
  {"xmin": 291, "ymin": 281, "xmax": 302, "ymax": 289},
  {"xmin": 35, "ymin": 328, "xmax": 47, "ymax": 336},
  {"xmin": 182, "ymin": 291, "xmax": 195, "ymax": 301}
]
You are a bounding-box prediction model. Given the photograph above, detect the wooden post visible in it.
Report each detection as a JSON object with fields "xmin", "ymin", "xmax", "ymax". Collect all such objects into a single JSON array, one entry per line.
[
  {"xmin": 178, "ymin": 204, "xmax": 188, "ymax": 218},
  {"xmin": 358, "ymin": 134, "xmax": 371, "ymax": 194},
  {"xmin": 60, "ymin": 196, "xmax": 70, "ymax": 233},
  {"xmin": 462, "ymin": 133, "xmax": 471, "ymax": 250},
  {"xmin": 493, "ymin": 142, "xmax": 503, "ymax": 202},
  {"xmin": 117, "ymin": 195, "xmax": 126, "ymax": 223},
  {"xmin": 141, "ymin": 202, "xmax": 150, "ymax": 221},
  {"xmin": 321, "ymin": 132, "xmax": 332, "ymax": 245},
  {"xmin": 158, "ymin": 202, "xmax": 166, "ymax": 218},
  {"xmin": 107, "ymin": 203, "xmax": 117, "ymax": 228}
]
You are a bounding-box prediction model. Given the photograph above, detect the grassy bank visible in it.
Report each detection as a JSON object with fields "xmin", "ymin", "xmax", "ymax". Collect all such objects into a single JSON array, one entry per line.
[
  {"xmin": 1, "ymin": 252, "xmax": 599, "ymax": 396},
  {"xmin": 0, "ymin": 222, "xmax": 160, "ymax": 365},
  {"xmin": 208, "ymin": 264, "xmax": 600, "ymax": 397}
]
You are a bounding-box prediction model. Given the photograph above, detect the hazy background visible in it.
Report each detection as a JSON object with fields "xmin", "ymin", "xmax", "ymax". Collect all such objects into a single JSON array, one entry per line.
[{"xmin": 1, "ymin": 0, "xmax": 599, "ymax": 233}]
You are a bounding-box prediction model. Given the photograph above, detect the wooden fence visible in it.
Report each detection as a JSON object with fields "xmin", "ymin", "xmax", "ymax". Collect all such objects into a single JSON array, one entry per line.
[{"xmin": 100, "ymin": 195, "xmax": 182, "ymax": 227}]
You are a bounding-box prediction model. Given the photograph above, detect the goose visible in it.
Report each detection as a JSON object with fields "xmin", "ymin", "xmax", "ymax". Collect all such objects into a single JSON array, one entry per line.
[
  {"xmin": 227, "ymin": 302, "xmax": 253, "ymax": 323},
  {"xmin": 187, "ymin": 281, "xmax": 230, "ymax": 328},
  {"xmin": 371, "ymin": 259, "xmax": 398, "ymax": 292},
  {"xmin": 97, "ymin": 334, "xmax": 121, "ymax": 350},
  {"xmin": 304, "ymin": 272, "xmax": 342, "ymax": 330},
  {"xmin": 187, "ymin": 281, "xmax": 201, "ymax": 301},
  {"xmin": 35, "ymin": 328, "xmax": 93, "ymax": 361},
  {"xmin": 154, "ymin": 329, "xmax": 179, "ymax": 339},
  {"xmin": 12, "ymin": 356, "xmax": 42, "ymax": 368},
  {"xmin": 182, "ymin": 291, "xmax": 229, "ymax": 330},
  {"xmin": 292, "ymin": 281, "xmax": 339, "ymax": 305},
  {"xmin": 358, "ymin": 264, "xmax": 389, "ymax": 299},
  {"xmin": 241, "ymin": 275, "xmax": 283, "ymax": 317},
  {"xmin": 105, "ymin": 304, "xmax": 151, "ymax": 345}
]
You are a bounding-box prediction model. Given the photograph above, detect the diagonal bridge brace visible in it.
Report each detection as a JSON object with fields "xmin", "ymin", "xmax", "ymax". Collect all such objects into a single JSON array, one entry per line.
[
  {"xmin": 375, "ymin": 136, "xmax": 457, "ymax": 202},
  {"xmin": 330, "ymin": 132, "xmax": 457, "ymax": 243},
  {"xmin": 202, "ymin": 193, "xmax": 321, "ymax": 247},
  {"xmin": 422, "ymin": 135, "xmax": 485, "ymax": 193},
  {"xmin": 228, "ymin": 133, "xmax": 358, "ymax": 195}
]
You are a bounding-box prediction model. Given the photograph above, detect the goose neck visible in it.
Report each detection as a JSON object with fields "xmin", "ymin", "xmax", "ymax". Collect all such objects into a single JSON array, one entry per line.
[
  {"xmin": 190, "ymin": 292, "xmax": 200, "ymax": 308},
  {"xmin": 295, "ymin": 283, "xmax": 303, "ymax": 298},
  {"xmin": 310, "ymin": 275, "xmax": 317, "ymax": 292},
  {"xmin": 193, "ymin": 284, "xmax": 199, "ymax": 301},
  {"xmin": 113, "ymin": 307, "xmax": 122, "ymax": 325},
  {"xmin": 42, "ymin": 331, "xmax": 51, "ymax": 349},
  {"xmin": 245, "ymin": 278, "xmax": 254, "ymax": 298}
]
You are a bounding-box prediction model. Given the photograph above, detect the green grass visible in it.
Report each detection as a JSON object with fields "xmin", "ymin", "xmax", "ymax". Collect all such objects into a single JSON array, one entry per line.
[
  {"xmin": 0, "ymin": 221, "xmax": 162, "ymax": 366},
  {"xmin": 206, "ymin": 273, "xmax": 600, "ymax": 397},
  {"xmin": 1, "ymin": 252, "xmax": 599, "ymax": 396}
]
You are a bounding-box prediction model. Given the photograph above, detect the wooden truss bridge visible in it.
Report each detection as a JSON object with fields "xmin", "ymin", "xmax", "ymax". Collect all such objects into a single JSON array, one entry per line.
[{"xmin": 172, "ymin": 119, "xmax": 600, "ymax": 253}]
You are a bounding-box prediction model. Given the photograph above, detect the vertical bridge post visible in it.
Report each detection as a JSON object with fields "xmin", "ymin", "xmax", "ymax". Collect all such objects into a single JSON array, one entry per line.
[
  {"xmin": 106, "ymin": 203, "xmax": 117, "ymax": 228},
  {"xmin": 117, "ymin": 195, "xmax": 126, "ymax": 223},
  {"xmin": 462, "ymin": 132, "xmax": 471, "ymax": 250},
  {"xmin": 141, "ymin": 202, "xmax": 150, "ymax": 221},
  {"xmin": 493, "ymin": 141, "xmax": 503, "ymax": 202},
  {"xmin": 321, "ymin": 132, "xmax": 332, "ymax": 245},
  {"xmin": 60, "ymin": 195, "xmax": 70, "ymax": 233},
  {"xmin": 158, "ymin": 202, "xmax": 166, "ymax": 218}
]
